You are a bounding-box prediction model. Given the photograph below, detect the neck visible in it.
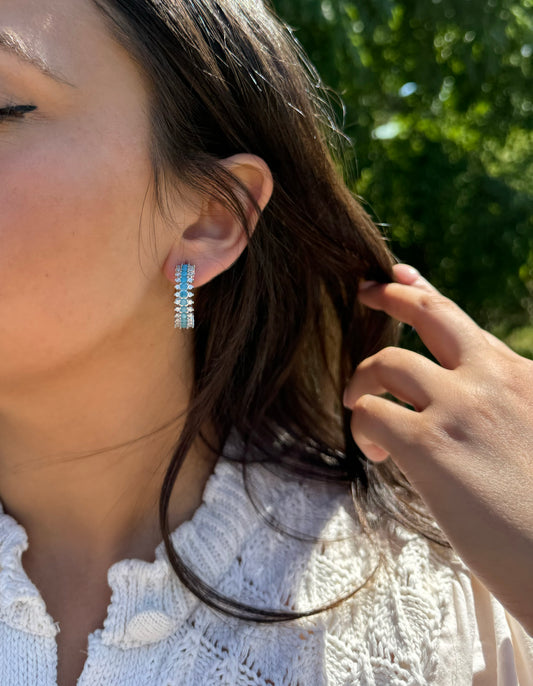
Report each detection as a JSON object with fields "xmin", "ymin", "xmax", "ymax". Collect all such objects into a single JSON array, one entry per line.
[{"xmin": 0, "ymin": 322, "xmax": 219, "ymax": 576}]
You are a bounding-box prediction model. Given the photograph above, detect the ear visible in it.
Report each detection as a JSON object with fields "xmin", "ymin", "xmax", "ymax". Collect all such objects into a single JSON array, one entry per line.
[{"xmin": 162, "ymin": 154, "xmax": 273, "ymax": 286}]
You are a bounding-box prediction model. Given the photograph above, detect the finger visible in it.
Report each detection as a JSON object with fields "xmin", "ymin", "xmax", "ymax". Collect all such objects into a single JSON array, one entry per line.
[
  {"xmin": 392, "ymin": 263, "xmax": 425, "ymax": 285},
  {"xmin": 350, "ymin": 394, "xmax": 418, "ymax": 462},
  {"xmin": 358, "ymin": 279, "xmax": 484, "ymax": 370},
  {"xmin": 343, "ymin": 347, "xmax": 443, "ymax": 411},
  {"xmin": 355, "ymin": 439, "xmax": 390, "ymax": 463}
]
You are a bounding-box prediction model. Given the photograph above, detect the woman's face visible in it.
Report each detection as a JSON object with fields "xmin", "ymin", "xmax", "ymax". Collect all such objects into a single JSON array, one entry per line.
[{"xmin": 0, "ymin": 0, "xmax": 188, "ymax": 387}]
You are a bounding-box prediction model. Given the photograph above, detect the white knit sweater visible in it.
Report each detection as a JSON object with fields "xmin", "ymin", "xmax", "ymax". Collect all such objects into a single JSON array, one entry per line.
[{"xmin": 0, "ymin": 441, "xmax": 531, "ymax": 685}]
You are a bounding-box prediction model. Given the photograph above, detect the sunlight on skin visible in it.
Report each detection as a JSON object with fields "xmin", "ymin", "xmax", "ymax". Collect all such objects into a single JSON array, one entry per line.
[{"xmin": 343, "ymin": 263, "xmax": 533, "ymax": 634}]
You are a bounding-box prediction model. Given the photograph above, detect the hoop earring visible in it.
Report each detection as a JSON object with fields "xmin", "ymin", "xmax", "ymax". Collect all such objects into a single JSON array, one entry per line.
[{"xmin": 174, "ymin": 263, "xmax": 195, "ymax": 329}]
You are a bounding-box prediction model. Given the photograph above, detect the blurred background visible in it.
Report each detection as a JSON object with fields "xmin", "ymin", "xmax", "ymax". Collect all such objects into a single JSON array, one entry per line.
[{"xmin": 272, "ymin": 0, "xmax": 533, "ymax": 357}]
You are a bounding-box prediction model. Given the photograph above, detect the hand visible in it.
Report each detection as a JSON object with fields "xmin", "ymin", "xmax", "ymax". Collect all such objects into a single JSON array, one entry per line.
[{"xmin": 342, "ymin": 264, "xmax": 533, "ymax": 633}]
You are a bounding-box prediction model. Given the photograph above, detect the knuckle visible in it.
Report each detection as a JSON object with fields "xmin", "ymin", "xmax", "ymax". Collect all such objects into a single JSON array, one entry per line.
[
  {"xmin": 377, "ymin": 346, "xmax": 398, "ymax": 365},
  {"xmin": 416, "ymin": 292, "xmax": 451, "ymax": 314},
  {"xmin": 413, "ymin": 409, "xmax": 452, "ymax": 450},
  {"xmin": 412, "ymin": 292, "xmax": 455, "ymax": 332},
  {"xmin": 437, "ymin": 416, "xmax": 469, "ymax": 444},
  {"xmin": 353, "ymin": 394, "xmax": 374, "ymax": 417},
  {"xmin": 364, "ymin": 346, "xmax": 398, "ymax": 375},
  {"xmin": 425, "ymin": 402, "xmax": 476, "ymax": 446}
]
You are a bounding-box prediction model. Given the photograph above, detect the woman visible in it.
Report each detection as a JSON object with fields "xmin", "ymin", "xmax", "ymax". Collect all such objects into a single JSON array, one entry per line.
[{"xmin": 0, "ymin": 0, "xmax": 531, "ymax": 684}]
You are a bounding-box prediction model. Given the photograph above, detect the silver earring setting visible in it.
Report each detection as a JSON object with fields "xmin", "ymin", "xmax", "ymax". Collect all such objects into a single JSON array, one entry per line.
[{"xmin": 174, "ymin": 263, "xmax": 195, "ymax": 329}]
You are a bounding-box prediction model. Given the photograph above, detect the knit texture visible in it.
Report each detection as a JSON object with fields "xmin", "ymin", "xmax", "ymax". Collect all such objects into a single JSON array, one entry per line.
[{"xmin": 0, "ymin": 430, "xmax": 531, "ymax": 685}]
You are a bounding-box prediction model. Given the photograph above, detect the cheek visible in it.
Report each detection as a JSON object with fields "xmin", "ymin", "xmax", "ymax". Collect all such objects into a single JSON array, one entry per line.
[{"xmin": 0, "ymin": 126, "xmax": 158, "ymax": 377}]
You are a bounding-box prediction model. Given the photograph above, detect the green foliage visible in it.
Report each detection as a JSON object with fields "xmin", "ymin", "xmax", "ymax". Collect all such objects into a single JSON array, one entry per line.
[{"xmin": 270, "ymin": 0, "xmax": 533, "ymax": 354}]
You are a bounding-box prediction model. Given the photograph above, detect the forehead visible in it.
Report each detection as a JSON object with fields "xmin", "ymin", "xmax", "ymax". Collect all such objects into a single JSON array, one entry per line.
[{"xmin": 0, "ymin": 0, "xmax": 121, "ymax": 83}]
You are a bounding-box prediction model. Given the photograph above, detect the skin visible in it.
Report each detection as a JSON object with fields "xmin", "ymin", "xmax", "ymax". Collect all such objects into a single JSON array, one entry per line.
[
  {"xmin": 344, "ymin": 264, "xmax": 533, "ymax": 635},
  {"xmin": 0, "ymin": 0, "xmax": 530, "ymax": 683},
  {"xmin": 0, "ymin": 0, "xmax": 273, "ymax": 683}
]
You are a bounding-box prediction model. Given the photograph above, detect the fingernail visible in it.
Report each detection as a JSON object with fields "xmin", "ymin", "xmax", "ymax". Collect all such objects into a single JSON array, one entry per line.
[
  {"xmin": 358, "ymin": 280, "xmax": 378, "ymax": 291},
  {"xmin": 393, "ymin": 264, "xmax": 420, "ymax": 284},
  {"xmin": 396, "ymin": 264, "xmax": 419, "ymax": 276}
]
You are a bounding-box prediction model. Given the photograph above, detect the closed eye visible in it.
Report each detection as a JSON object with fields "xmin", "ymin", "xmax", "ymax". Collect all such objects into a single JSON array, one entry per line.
[{"xmin": 0, "ymin": 104, "xmax": 37, "ymax": 119}]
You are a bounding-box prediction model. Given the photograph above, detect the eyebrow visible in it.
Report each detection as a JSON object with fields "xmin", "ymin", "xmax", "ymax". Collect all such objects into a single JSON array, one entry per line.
[{"xmin": 0, "ymin": 30, "xmax": 76, "ymax": 88}]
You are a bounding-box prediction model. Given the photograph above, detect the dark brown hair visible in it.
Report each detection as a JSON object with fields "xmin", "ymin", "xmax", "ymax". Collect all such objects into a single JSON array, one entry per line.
[{"xmin": 91, "ymin": 0, "xmax": 449, "ymax": 622}]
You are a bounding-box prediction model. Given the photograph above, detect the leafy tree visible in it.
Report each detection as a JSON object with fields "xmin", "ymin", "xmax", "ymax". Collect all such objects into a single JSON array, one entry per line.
[{"xmin": 271, "ymin": 0, "xmax": 533, "ymax": 356}]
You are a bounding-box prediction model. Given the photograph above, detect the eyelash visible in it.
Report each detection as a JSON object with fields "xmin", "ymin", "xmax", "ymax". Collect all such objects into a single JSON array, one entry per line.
[{"xmin": 0, "ymin": 105, "xmax": 37, "ymax": 120}]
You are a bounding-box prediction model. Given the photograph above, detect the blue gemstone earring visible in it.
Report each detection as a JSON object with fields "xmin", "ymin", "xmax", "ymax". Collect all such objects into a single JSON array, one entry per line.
[{"xmin": 174, "ymin": 263, "xmax": 195, "ymax": 329}]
